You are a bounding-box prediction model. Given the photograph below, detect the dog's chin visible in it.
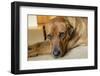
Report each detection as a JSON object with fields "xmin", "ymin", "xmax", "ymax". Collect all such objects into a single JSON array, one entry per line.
[
  {"xmin": 52, "ymin": 54, "xmax": 65, "ymax": 58},
  {"xmin": 51, "ymin": 51, "xmax": 64, "ymax": 58},
  {"xmin": 52, "ymin": 55, "xmax": 61, "ymax": 58}
]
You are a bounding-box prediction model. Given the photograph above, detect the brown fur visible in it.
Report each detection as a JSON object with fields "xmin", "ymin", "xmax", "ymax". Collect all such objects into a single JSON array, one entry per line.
[{"xmin": 28, "ymin": 16, "xmax": 88, "ymax": 58}]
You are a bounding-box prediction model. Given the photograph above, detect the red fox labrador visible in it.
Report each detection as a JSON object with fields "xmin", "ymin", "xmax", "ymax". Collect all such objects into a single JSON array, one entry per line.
[{"xmin": 28, "ymin": 16, "xmax": 88, "ymax": 58}]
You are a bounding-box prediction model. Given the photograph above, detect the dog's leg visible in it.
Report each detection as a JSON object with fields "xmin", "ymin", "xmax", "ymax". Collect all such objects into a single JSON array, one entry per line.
[
  {"xmin": 28, "ymin": 44, "xmax": 38, "ymax": 57},
  {"xmin": 68, "ymin": 35, "xmax": 81, "ymax": 50},
  {"xmin": 28, "ymin": 41, "xmax": 51, "ymax": 58},
  {"xmin": 68, "ymin": 35, "xmax": 87, "ymax": 50}
]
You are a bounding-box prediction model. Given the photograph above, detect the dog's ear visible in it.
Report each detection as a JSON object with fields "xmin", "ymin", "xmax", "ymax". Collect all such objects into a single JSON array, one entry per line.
[
  {"xmin": 67, "ymin": 25, "xmax": 74, "ymax": 36},
  {"xmin": 43, "ymin": 25, "xmax": 47, "ymax": 40},
  {"xmin": 64, "ymin": 17, "xmax": 76, "ymax": 29},
  {"xmin": 64, "ymin": 17, "xmax": 75, "ymax": 36}
]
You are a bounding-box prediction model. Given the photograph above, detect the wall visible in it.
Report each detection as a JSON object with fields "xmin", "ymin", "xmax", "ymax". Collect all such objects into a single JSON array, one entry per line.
[{"xmin": 0, "ymin": 0, "xmax": 99, "ymax": 76}]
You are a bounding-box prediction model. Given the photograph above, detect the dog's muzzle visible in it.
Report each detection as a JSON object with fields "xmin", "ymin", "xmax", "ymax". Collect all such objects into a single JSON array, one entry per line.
[{"xmin": 53, "ymin": 47, "xmax": 61, "ymax": 58}]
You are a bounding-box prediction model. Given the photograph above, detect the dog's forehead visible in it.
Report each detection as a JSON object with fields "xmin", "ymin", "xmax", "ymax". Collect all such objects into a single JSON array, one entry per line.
[{"xmin": 45, "ymin": 22, "xmax": 66, "ymax": 34}]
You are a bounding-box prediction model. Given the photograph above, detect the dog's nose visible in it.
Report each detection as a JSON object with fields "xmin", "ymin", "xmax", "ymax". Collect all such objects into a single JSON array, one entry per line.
[{"xmin": 53, "ymin": 47, "xmax": 61, "ymax": 57}]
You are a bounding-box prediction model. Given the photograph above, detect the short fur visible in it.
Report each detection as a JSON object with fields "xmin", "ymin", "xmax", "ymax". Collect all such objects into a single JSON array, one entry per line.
[{"xmin": 28, "ymin": 16, "xmax": 88, "ymax": 58}]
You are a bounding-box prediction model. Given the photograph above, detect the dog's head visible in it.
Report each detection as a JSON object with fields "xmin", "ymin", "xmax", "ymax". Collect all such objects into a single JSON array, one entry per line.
[{"xmin": 44, "ymin": 16, "xmax": 75, "ymax": 58}]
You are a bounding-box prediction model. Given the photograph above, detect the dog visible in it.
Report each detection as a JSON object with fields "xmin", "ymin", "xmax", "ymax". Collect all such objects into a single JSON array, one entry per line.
[{"xmin": 28, "ymin": 16, "xmax": 88, "ymax": 58}]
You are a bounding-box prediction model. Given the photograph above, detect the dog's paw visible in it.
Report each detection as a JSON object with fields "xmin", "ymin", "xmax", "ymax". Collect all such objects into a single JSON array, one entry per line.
[
  {"xmin": 28, "ymin": 46, "xmax": 38, "ymax": 57},
  {"xmin": 28, "ymin": 50, "xmax": 38, "ymax": 58}
]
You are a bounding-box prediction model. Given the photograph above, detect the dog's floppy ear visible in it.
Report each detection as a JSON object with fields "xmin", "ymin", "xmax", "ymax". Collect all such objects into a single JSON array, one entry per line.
[
  {"xmin": 64, "ymin": 17, "xmax": 76, "ymax": 29},
  {"xmin": 43, "ymin": 25, "xmax": 47, "ymax": 40},
  {"xmin": 64, "ymin": 17, "xmax": 75, "ymax": 36},
  {"xmin": 67, "ymin": 25, "xmax": 74, "ymax": 36}
]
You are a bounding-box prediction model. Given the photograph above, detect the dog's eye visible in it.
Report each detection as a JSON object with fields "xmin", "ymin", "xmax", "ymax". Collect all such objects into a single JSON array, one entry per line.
[
  {"xmin": 47, "ymin": 34, "xmax": 52, "ymax": 40},
  {"xmin": 59, "ymin": 32, "xmax": 65, "ymax": 39}
]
